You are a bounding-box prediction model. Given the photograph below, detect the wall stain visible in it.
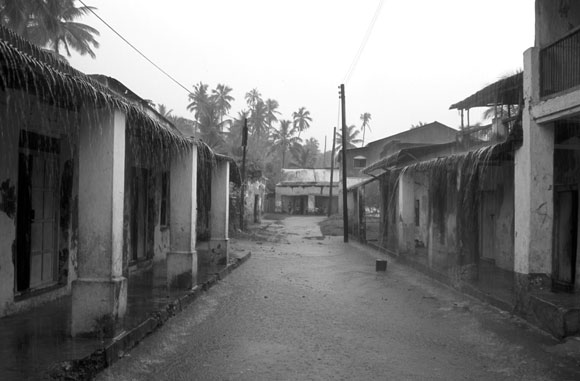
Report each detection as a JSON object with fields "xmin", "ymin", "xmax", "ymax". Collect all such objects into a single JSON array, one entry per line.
[{"xmin": 0, "ymin": 179, "xmax": 16, "ymax": 219}]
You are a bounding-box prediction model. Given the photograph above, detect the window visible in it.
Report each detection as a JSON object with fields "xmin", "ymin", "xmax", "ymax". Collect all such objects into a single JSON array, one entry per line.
[
  {"xmin": 353, "ymin": 156, "xmax": 367, "ymax": 168},
  {"xmin": 160, "ymin": 171, "xmax": 169, "ymax": 227},
  {"xmin": 415, "ymin": 199, "xmax": 420, "ymax": 227}
]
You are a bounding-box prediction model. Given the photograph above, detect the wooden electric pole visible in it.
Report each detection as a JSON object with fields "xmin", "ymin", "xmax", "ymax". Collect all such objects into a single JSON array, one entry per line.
[
  {"xmin": 328, "ymin": 127, "xmax": 336, "ymax": 217},
  {"xmin": 240, "ymin": 118, "xmax": 248, "ymax": 230},
  {"xmin": 340, "ymin": 84, "xmax": 348, "ymax": 243}
]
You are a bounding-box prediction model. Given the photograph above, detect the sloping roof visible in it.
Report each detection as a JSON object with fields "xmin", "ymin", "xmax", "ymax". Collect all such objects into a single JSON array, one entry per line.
[
  {"xmin": 449, "ymin": 72, "xmax": 523, "ymax": 110},
  {"xmin": 347, "ymin": 121, "xmax": 457, "ymax": 154},
  {"xmin": 363, "ymin": 142, "xmax": 456, "ymax": 174},
  {"xmin": 0, "ymin": 25, "xmax": 189, "ymax": 149}
]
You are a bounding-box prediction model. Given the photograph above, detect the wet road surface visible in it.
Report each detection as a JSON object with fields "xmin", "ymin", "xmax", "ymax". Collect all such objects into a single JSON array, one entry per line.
[{"xmin": 98, "ymin": 216, "xmax": 580, "ymax": 380}]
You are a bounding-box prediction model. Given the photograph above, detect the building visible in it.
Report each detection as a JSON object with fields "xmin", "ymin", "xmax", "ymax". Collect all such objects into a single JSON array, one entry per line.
[
  {"xmin": 342, "ymin": 121, "xmax": 457, "ymax": 182},
  {"xmin": 0, "ymin": 26, "xmax": 232, "ymax": 337},
  {"xmin": 350, "ymin": 0, "xmax": 580, "ymax": 338},
  {"xmin": 275, "ymin": 168, "xmax": 339, "ymax": 214}
]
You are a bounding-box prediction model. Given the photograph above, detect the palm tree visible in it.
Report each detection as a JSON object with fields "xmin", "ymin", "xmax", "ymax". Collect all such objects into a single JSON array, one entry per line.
[
  {"xmin": 225, "ymin": 110, "xmax": 249, "ymax": 157},
  {"xmin": 249, "ymin": 100, "xmax": 268, "ymax": 140},
  {"xmin": 271, "ymin": 120, "xmax": 301, "ymax": 168},
  {"xmin": 157, "ymin": 104, "xmax": 173, "ymax": 119},
  {"xmin": 360, "ymin": 112, "xmax": 372, "ymax": 146},
  {"xmin": 245, "ymin": 88, "xmax": 262, "ymax": 110},
  {"xmin": 0, "ymin": 0, "xmax": 34, "ymax": 37},
  {"xmin": 28, "ymin": 0, "xmax": 100, "ymax": 58},
  {"xmin": 187, "ymin": 82, "xmax": 210, "ymax": 121},
  {"xmin": 335, "ymin": 124, "xmax": 362, "ymax": 153},
  {"xmin": 1, "ymin": 0, "xmax": 100, "ymax": 58},
  {"xmin": 292, "ymin": 107, "xmax": 312, "ymax": 137},
  {"xmin": 211, "ymin": 83, "xmax": 234, "ymax": 123},
  {"xmin": 264, "ymin": 98, "xmax": 280, "ymax": 136},
  {"xmin": 290, "ymin": 137, "xmax": 319, "ymax": 168}
]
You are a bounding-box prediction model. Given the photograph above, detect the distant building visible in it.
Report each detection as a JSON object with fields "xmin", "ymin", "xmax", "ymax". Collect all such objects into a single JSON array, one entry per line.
[{"xmin": 275, "ymin": 169, "xmax": 339, "ymax": 214}]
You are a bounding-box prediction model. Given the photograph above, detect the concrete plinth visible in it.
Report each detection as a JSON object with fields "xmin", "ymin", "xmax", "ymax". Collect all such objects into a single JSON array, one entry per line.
[
  {"xmin": 209, "ymin": 238, "xmax": 229, "ymax": 267},
  {"xmin": 167, "ymin": 251, "xmax": 197, "ymax": 289},
  {"xmin": 71, "ymin": 277, "xmax": 127, "ymax": 337}
]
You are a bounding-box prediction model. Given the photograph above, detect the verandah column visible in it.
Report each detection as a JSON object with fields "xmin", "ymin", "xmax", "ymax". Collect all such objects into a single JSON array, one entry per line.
[
  {"xmin": 514, "ymin": 47, "xmax": 554, "ymax": 286},
  {"xmin": 207, "ymin": 160, "xmax": 230, "ymax": 267},
  {"xmin": 397, "ymin": 171, "xmax": 415, "ymax": 255},
  {"xmin": 167, "ymin": 144, "xmax": 198, "ymax": 289},
  {"xmin": 72, "ymin": 108, "xmax": 127, "ymax": 337}
]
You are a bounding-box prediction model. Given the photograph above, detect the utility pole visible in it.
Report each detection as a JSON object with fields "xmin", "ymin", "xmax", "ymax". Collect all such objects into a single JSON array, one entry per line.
[
  {"xmin": 328, "ymin": 127, "xmax": 336, "ymax": 217},
  {"xmin": 323, "ymin": 135, "xmax": 327, "ymax": 167},
  {"xmin": 240, "ymin": 118, "xmax": 248, "ymax": 231},
  {"xmin": 339, "ymin": 84, "xmax": 348, "ymax": 243}
]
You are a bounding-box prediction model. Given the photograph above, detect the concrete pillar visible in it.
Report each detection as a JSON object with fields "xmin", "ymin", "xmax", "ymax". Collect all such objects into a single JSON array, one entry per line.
[
  {"xmin": 514, "ymin": 47, "xmax": 554, "ymax": 278},
  {"xmin": 72, "ymin": 108, "xmax": 127, "ymax": 337},
  {"xmin": 398, "ymin": 172, "xmax": 415, "ymax": 255},
  {"xmin": 207, "ymin": 160, "xmax": 230, "ymax": 267},
  {"xmin": 307, "ymin": 195, "xmax": 315, "ymax": 214},
  {"xmin": 167, "ymin": 144, "xmax": 198, "ymax": 289}
]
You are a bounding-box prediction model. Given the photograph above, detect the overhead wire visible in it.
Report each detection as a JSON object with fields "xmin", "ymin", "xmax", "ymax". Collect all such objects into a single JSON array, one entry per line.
[
  {"xmin": 343, "ymin": 0, "xmax": 385, "ymax": 84},
  {"xmin": 77, "ymin": 0, "xmax": 192, "ymax": 96}
]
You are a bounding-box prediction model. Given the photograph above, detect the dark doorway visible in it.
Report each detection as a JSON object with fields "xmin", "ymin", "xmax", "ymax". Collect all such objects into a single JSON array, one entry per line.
[
  {"xmin": 16, "ymin": 132, "xmax": 59, "ymax": 292},
  {"xmin": 130, "ymin": 167, "xmax": 150, "ymax": 262},
  {"xmin": 553, "ymin": 186, "xmax": 578, "ymax": 292}
]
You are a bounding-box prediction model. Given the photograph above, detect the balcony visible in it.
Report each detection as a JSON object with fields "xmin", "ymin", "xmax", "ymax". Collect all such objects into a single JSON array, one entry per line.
[{"xmin": 540, "ymin": 26, "xmax": 580, "ymax": 98}]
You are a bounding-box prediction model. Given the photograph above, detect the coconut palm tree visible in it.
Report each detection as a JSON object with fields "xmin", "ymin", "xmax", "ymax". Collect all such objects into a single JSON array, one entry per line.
[
  {"xmin": 28, "ymin": 0, "xmax": 100, "ymax": 58},
  {"xmin": 249, "ymin": 100, "xmax": 268, "ymax": 140},
  {"xmin": 264, "ymin": 98, "xmax": 280, "ymax": 136},
  {"xmin": 211, "ymin": 83, "xmax": 234, "ymax": 123},
  {"xmin": 157, "ymin": 104, "xmax": 173, "ymax": 119},
  {"xmin": 187, "ymin": 82, "xmax": 210, "ymax": 121},
  {"xmin": 360, "ymin": 112, "xmax": 372, "ymax": 146},
  {"xmin": 271, "ymin": 120, "xmax": 301, "ymax": 168},
  {"xmin": 245, "ymin": 88, "xmax": 262, "ymax": 110},
  {"xmin": 335, "ymin": 124, "xmax": 362, "ymax": 153},
  {"xmin": 292, "ymin": 107, "xmax": 312, "ymax": 137},
  {"xmin": 0, "ymin": 0, "xmax": 34, "ymax": 37},
  {"xmin": 290, "ymin": 138, "xmax": 319, "ymax": 168},
  {"xmin": 1, "ymin": 0, "xmax": 100, "ymax": 58}
]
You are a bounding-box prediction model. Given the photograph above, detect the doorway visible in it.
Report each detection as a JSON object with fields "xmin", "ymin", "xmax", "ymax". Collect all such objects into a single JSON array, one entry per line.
[
  {"xmin": 129, "ymin": 167, "xmax": 150, "ymax": 262},
  {"xmin": 553, "ymin": 186, "xmax": 578, "ymax": 292},
  {"xmin": 16, "ymin": 132, "xmax": 59, "ymax": 292}
]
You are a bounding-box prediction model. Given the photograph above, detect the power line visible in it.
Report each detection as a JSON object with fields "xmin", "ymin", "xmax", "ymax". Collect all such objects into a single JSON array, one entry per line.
[
  {"xmin": 343, "ymin": 0, "xmax": 385, "ymax": 84},
  {"xmin": 77, "ymin": 0, "xmax": 192, "ymax": 96}
]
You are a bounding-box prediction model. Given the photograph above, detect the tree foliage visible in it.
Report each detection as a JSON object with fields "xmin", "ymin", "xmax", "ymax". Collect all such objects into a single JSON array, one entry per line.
[{"xmin": 0, "ymin": 0, "xmax": 100, "ymax": 58}]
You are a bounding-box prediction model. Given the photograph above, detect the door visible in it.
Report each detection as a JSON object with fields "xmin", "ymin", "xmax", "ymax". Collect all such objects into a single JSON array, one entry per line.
[
  {"xmin": 553, "ymin": 187, "xmax": 578, "ymax": 292},
  {"xmin": 130, "ymin": 167, "xmax": 149, "ymax": 262},
  {"xmin": 16, "ymin": 150, "xmax": 58, "ymax": 291},
  {"xmin": 480, "ymin": 191, "xmax": 497, "ymax": 263}
]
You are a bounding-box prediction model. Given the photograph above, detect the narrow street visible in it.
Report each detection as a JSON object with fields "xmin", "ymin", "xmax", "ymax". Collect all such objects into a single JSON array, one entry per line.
[{"xmin": 98, "ymin": 216, "xmax": 580, "ymax": 381}]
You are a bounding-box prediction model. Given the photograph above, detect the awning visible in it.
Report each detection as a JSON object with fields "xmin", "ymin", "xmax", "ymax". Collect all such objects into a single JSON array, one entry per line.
[{"xmin": 449, "ymin": 72, "xmax": 523, "ymax": 110}]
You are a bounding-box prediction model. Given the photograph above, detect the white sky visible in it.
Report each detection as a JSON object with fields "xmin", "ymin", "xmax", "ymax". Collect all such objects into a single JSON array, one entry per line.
[{"xmin": 69, "ymin": 0, "xmax": 534, "ymax": 151}]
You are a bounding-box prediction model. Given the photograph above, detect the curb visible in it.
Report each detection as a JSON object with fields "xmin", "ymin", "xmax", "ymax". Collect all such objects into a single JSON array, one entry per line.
[{"xmin": 48, "ymin": 252, "xmax": 251, "ymax": 380}]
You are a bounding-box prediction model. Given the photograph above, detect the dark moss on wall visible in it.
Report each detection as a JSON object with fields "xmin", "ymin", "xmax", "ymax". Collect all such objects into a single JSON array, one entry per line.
[{"xmin": 0, "ymin": 179, "xmax": 16, "ymax": 219}]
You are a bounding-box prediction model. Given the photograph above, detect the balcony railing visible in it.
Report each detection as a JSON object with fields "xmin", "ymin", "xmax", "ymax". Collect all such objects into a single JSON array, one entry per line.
[{"xmin": 540, "ymin": 27, "xmax": 580, "ymax": 97}]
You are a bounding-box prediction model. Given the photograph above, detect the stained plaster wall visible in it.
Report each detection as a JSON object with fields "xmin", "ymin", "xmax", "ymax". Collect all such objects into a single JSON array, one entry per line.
[
  {"xmin": 397, "ymin": 170, "xmax": 429, "ymax": 256},
  {"xmin": 479, "ymin": 163, "xmax": 515, "ymax": 272},
  {"xmin": 0, "ymin": 90, "xmax": 79, "ymax": 317},
  {"xmin": 427, "ymin": 171, "xmax": 459, "ymax": 274},
  {"xmin": 535, "ymin": 0, "xmax": 580, "ymax": 47}
]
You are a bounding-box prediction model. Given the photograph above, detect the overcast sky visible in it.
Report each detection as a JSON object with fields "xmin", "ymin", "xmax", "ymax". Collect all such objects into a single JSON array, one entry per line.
[{"xmin": 69, "ymin": 0, "xmax": 534, "ymax": 150}]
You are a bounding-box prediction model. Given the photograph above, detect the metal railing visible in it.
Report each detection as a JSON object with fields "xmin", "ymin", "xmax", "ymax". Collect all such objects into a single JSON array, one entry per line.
[{"xmin": 540, "ymin": 27, "xmax": 580, "ymax": 97}]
